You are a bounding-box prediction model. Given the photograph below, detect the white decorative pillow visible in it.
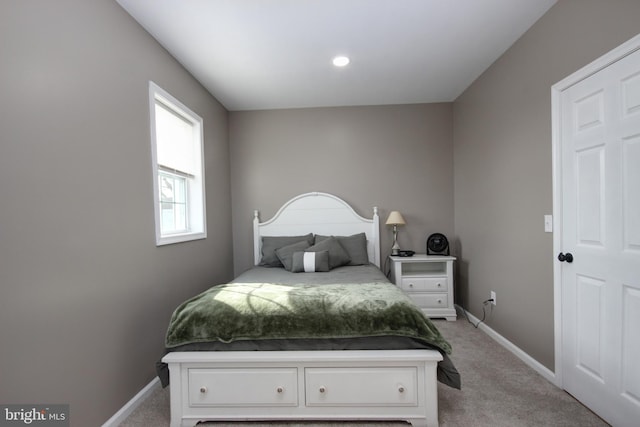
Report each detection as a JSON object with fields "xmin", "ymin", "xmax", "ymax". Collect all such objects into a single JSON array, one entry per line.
[{"xmin": 291, "ymin": 251, "xmax": 330, "ymax": 273}]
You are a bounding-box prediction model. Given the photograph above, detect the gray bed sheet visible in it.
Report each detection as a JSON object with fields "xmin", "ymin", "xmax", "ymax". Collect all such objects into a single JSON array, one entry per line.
[{"xmin": 231, "ymin": 264, "xmax": 390, "ymax": 285}]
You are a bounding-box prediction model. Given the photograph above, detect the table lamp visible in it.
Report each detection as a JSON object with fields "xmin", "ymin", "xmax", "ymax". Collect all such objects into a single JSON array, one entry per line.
[{"xmin": 385, "ymin": 211, "xmax": 406, "ymax": 256}]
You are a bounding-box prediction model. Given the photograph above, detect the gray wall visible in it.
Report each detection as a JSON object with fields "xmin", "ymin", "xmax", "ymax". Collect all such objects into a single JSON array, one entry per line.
[
  {"xmin": 3, "ymin": 1, "xmax": 639, "ymax": 425},
  {"xmin": 229, "ymin": 104, "xmax": 454, "ymax": 275},
  {"xmin": 0, "ymin": 1, "xmax": 232, "ymax": 426},
  {"xmin": 452, "ymin": 0, "xmax": 640, "ymax": 370}
]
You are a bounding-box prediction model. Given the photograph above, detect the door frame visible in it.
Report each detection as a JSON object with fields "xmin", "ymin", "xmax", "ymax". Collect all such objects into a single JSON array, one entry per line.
[{"xmin": 551, "ymin": 33, "xmax": 640, "ymax": 388}]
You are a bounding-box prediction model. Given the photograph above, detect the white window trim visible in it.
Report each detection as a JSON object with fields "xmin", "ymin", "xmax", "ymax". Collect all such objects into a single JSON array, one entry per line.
[{"xmin": 149, "ymin": 81, "xmax": 207, "ymax": 245}]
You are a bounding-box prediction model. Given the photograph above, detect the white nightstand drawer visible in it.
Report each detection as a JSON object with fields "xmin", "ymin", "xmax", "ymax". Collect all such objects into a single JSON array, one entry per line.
[
  {"xmin": 401, "ymin": 277, "xmax": 448, "ymax": 292},
  {"xmin": 188, "ymin": 368, "xmax": 298, "ymax": 407},
  {"xmin": 409, "ymin": 293, "xmax": 448, "ymax": 308}
]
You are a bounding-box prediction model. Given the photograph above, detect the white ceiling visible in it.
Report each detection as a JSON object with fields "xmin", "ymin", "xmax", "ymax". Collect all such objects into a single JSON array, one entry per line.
[{"xmin": 116, "ymin": 0, "xmax": 557, "ymax": 111}]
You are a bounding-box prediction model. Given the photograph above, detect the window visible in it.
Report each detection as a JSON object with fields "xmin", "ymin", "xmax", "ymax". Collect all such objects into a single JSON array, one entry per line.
[{"xmin": 149, "ymin": 81, "xmax": 206, "ymax": 245}]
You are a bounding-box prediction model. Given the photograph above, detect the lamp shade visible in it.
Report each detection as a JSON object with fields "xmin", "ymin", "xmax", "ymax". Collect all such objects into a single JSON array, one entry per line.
[{"xmin": 385, "ymin": 211, "xmax": 406, "ymax": 226}]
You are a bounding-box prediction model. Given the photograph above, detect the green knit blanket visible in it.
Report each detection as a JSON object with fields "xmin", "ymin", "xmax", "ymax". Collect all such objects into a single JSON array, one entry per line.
[{"xmin": 165, "ymin": 281, "xmax": 452, "ymax": 355}]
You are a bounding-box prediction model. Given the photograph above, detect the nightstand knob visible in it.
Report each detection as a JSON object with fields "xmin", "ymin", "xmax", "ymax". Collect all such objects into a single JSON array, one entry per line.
[
  {"xmin": 319, "ymin": 386, "xmax": 326, "ymax": 393},
  {"xmin": 276, "ymin": 386, "xmax": 284, "ymax": 393},
  {"xmin": 409, "ymin": 283, "xmax": 414, "ymax": 288},
  {"xmin": 437, "ymin": 299, "xmax": 443, "ymax": 304},
  {"xmin": 200, "ymin": 386, "xmax": 207, "ymax": 394},
  {"xmin": 398, "ymin": 385, "xmax": 405, "ymax": 393},
  {"xmin": 437, "ymin": 283, "xmax": 442, "ymax": 287}
]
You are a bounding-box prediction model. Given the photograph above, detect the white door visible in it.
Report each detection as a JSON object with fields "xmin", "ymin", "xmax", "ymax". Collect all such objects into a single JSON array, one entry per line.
[{"xmin": 558, "ymin": 45, "xmax": 640, "ymax": 426}]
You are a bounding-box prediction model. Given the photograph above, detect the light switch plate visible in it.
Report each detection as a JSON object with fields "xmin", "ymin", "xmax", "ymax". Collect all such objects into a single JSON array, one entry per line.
[{"xmin": 544, "ymin": 215, "xmax": 553, "ymax": 233}]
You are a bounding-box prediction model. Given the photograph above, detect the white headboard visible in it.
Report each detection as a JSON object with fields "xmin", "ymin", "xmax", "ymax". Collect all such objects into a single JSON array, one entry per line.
[{"xmin": 253, "ymin": 192, "xmax": 380, "ymax": 267}]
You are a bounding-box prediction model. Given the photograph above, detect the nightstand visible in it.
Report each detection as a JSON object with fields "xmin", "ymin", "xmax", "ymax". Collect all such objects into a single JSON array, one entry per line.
[{"xmin": 389, "ymin": 254, "xmax": 456, "ymax": 321}]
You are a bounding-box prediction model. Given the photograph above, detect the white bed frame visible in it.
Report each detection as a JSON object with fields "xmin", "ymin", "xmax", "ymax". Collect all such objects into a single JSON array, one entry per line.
[{"xmin": 163, "ymin": 192, "xmax": 443, "ymax": 427}]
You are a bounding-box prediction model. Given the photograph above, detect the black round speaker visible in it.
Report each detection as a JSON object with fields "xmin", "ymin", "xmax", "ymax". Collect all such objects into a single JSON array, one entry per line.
[{"xmin": 426, "ymin": 233, "xmax": 449, "ymax": 256}]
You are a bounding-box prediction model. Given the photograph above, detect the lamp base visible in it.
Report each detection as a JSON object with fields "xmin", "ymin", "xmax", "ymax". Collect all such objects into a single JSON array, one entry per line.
[{"xmin": 391, "ymin": 243, "xmax": 400, "ymax": 256}]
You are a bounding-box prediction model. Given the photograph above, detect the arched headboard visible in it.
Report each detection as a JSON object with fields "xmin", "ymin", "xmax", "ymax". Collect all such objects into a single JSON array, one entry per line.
[{"xmin": 253, "ymin": 192, "xmax": 381, "ymax": 267}]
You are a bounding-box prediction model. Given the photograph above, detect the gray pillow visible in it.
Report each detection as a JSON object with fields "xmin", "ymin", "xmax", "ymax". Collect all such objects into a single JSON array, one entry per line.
[
  {"xmin": 275, "ymin": 240, "xmax": 312, "ymax": 271},
  {"xmin": 291, "ymin": 250, "xmax": 330, "ymax": 273},
  {"xmin": 306, "ymin": 236, "xmax": 351, "ymax": 269},
  {"xmin": 314, "ymin": 233, "xmax": 369, "ymax": 265},
  {"xmin": 259, "ymin": 234, "xmax": 314, "ymax": 267}
]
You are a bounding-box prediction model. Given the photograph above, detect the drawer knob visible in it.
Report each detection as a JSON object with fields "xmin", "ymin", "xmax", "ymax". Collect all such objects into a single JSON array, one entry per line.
[
  {"xmin": 199, "ymin": 386, "xmax": 207, "ymax": 394},
  {"xmin": 437, "ymin": 299, "xmax": 442, "ymax": 304},
  {"xmin": 437, "ymin": 283, "xmax": 442, "ymax": 287},
  {"xmin": 409, "ymin": 283, "xmax": 414, "ymax": 288},
  {"xmin": 276, "ymin": 386, "xmax": 284, "ymax": 393},
  {"xmin": 319, "ymin": 386, "xmax": 326, "ymax": 393},
  {"xmin": 398, "ymin": 385, "xmax": 405, "ymax": 393}
]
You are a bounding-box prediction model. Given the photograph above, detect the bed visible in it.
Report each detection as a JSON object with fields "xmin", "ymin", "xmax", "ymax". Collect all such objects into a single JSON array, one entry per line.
[{"xmin": 160, "ymin": 192, "xmax": 459, "ymax": 427}]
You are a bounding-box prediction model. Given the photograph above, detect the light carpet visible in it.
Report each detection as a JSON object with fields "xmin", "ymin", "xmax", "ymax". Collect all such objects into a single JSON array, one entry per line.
[{"xmin": 119, "ymin": 316, "xmax": 608, "ymax": 426}]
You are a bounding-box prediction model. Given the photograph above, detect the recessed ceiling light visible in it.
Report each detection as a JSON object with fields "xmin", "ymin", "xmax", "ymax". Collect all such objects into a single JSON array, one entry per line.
[{"xmin": 332, "ymin": 56, "xmax": 350, "ymax": 67}]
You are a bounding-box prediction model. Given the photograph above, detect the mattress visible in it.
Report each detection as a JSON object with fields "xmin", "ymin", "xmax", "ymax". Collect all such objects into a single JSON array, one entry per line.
[{"xmin": 156, "ymin": 264, "xmax": 460, "ymax": 389}]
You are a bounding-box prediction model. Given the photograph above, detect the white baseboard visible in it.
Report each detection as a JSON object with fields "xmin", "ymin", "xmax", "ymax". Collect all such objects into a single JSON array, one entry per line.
[
  {"xmin": 102, "ymin": 377, "xmax": 161, "ymax": 427},
  {"xmin": 457, "ymin": 305, "xmax": 557, "ymax": 385}
]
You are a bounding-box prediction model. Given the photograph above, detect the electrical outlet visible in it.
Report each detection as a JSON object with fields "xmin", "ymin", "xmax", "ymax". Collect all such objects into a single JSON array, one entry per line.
[{"xmin": 490, "ymin": 291, "xmax": 496, "ymax": 306}]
